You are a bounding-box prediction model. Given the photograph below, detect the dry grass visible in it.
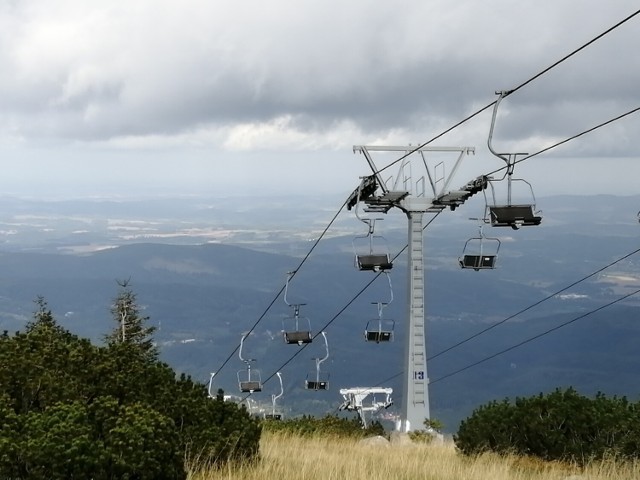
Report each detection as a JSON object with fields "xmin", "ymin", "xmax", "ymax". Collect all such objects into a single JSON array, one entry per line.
[{"xmin": 188, "ymin": 431, "xmax": 640, "ymax": 480}]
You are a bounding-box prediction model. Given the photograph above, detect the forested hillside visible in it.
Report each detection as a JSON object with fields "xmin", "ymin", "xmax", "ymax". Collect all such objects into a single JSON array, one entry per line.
[{"xmin": 0, "ymin": 292, "xmax": 260, "ymax": 479}]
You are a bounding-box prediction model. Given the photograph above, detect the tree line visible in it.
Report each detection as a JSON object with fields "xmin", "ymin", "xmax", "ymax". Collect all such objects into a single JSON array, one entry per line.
[{"xmin": 0, "ymin": 286, "xmax": 261, "ymax": 480}]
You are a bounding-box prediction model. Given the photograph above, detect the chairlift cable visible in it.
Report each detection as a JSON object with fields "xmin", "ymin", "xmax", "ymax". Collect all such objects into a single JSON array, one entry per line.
[
  {"xmin": 506, "ymin": 8, "xmax": 640, "ymax": 98},
  {"xmin": 371, "ymin": 246, "xmax": 640, "ymax": 391},
  {"xmin": 375, "ymin": 9, "xmax": 640, "ymax": 178},
  {"xmin": 431, "ymin": 246, "xmax": 640, "ymax": 360},
  {"xmin": 484, "ymin": 105, "xmax": 640, "ymax": 179},
  {"xmin": 430, "ymin": 287, "xmax": 640, "ymax": 385},
  {"xmin": 211, "ymin": 198, "xmax": 349, "ymax": 376}
]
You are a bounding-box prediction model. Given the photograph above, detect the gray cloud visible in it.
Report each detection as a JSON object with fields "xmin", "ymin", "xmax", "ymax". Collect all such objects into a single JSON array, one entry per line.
[{"xmin": 0, "ymin": 0, "xmax": 638, "ymax": 197}]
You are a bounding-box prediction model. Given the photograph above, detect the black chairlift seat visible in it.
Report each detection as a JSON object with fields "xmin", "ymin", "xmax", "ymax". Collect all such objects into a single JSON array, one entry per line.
[
  {"xmin": 306, "ymin": 380, "xmax": 329, "ymax": 391},
  {"xmin": 364, "ymin": 318, "xmax": 394, "ymax": 343},
  {"xmin": 459, "ymin": 254, "xmax": 497, "ymax": 271},
  {"xmin": 459, "ymin": 233, "xmax": 500, "ymax": 271},
  {"xmin": 489, "ymin": 205, "xmax": 542, "ymax": 229},
  {"xmin": 264, "ymin": 414, "xmax": 282, "ymax": 420},
  {"xmin": 356, "ymin": 254, "xmax": 393, "ymax": 272},
  {"xmin": 284, "ymin": 330, "xmax": 312, "ymax": 345},
  {"xmin": 365, "ymin": 330, "xmax": 393, "ymax": 343},
  {"xmin": 239, "ymin": 381, "xmax": 262, "ymax": 393}
]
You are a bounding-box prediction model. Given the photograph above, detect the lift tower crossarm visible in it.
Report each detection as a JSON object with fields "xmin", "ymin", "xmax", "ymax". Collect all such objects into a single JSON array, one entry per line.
[{"xmin": 351, "ymin": 144, "xmax": 482, "ymax": 433}]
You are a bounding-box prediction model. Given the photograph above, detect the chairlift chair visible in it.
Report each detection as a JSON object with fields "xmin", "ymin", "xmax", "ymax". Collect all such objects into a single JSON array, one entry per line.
[
  {"xmin": 238, "ymin": 367, "xmax": 262, "ymax": 393},
  {"xmin": 364, "ymin": 273, "xmax": 395, "ymax": 342},
  {"xmin": 238, "ymin": 334, "xmax": 263, "ymax": 393},
  {"xmin": 305, "ymin": 331, "xmax": 330, "ymax": 391},
  {"xmin": 353, "ymin": 220, "xmax": 393, "ymax": 271},
  {"xmin": 305, "ymin": 375, "xmax": 329, "ymax": 391},
  {"xmin": 264, "ymin": 372, "xmax": 283, "ymax": 420},
  {"xmin": 283, "ymin": 305, "xmax": 312, "ymax": 345},
  {"xmin": 352, "ymin": 183, "xmax": 393, "ymax": 271},
  {"xmin": 459, "ymin": 224, "xmax": 501, "ymax": 271},
  {"xmin": 365, "ymin": 320, "xmax": 394, "ymax": 343},
  {"xmin": 484, "ymin": 91, "xmax": 542, "ymax": 230},
  {"xmin": 484, "ymin": 179, "xmax": 542, "ymax": 230},
  {"xmin": 207, "ymin": 372, "xmax": 218, "ymax": 399},
  {"xmin": 282, "ymin": 272, "xmax": 313, "ymax": 345}
]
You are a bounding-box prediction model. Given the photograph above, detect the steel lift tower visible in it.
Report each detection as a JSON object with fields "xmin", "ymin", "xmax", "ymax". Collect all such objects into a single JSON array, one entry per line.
[{"xmin": 347, "ymin": 145, "xmax": 486, "ymax": 432}]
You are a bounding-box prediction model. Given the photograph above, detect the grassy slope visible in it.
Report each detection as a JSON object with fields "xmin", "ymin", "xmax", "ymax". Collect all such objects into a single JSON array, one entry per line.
[{"xmin": 188, "ymin": 432, "xmax": 640, "ymax": 480}]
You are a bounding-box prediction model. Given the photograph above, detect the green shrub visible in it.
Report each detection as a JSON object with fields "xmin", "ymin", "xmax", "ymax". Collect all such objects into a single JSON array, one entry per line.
[
  {"xmin": 0, "ymin": 297, "xmax": 261, "ymax": 479},
  {"xmin": 455, "ymin": 387, "xmax": 640, "ymax": 465}
]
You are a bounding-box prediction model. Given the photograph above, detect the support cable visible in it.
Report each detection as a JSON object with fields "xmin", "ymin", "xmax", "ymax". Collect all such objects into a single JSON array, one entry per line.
[
  {"xmin": 211, "ymin": 198, "xmax": 348, "ymax": 375},
  {"xmin": 375, "ymin": 8, "xmax": 640, "ymax": 178},
  {"xmin": 485, "ymin": 106, "xmax": 640, "ymax": 178},
  {"xmin": 368, "ymin": 245, "xmax": 640, "ymax": 394},
  {"xmin": 430, "ymin": 247, "xmax": 640, "ymax": 360},
  {"xmin": 430, "ymin": 287, "xmax": 640, "ymax": 385}
]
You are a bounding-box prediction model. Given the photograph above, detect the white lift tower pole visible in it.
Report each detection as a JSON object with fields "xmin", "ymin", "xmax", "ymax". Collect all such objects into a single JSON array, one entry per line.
[{"xmin": 348, "ymin": 145, "xmax": 485, "ymax": 432}]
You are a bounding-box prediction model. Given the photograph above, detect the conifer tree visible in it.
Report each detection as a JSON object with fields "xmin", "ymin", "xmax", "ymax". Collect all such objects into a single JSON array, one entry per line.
[
  {"xmin": 0, "ymin": 292, "xmax": 261, "ymax": 477},
  {"xmin": 28, "ymin": 296, "xmax": 57, "ymax": 330},
  {"xmin": 105, "ymin": 279, "xmax": 157, "ymax": 359}
]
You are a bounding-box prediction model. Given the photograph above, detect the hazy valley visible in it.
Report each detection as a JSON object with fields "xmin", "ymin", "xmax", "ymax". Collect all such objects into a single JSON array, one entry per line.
[{"xmin": 1, "ymin": 192, "xmax": 639, "ymax": 430}]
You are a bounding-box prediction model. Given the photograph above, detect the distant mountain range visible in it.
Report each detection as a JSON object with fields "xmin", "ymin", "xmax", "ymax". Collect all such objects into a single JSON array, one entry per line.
[{"xmin": 0, "ymin": 193, "xmax": 639, "ymax": 431}]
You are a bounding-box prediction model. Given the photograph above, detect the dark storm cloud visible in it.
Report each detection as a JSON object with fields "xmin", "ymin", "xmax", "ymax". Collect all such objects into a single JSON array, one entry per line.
[{"xmin": 0, "ymin": 0, "xmax": 638, "ymax": 198}]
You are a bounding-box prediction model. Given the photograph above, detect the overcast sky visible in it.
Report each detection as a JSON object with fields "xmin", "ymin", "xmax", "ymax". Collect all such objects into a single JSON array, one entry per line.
[{"xmin": 0, "ymin": 1, "xmax": 639, "ymax": 200}]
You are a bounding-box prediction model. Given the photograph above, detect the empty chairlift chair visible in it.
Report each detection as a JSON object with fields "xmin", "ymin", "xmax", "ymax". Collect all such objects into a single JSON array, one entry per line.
[
  {"xmin": 283, "ymin": 327, "xmax": 312, "ymax": 345},
  {"xmin": 306, "ymin": 373, "xmax": 329, "ymax": 391},
  {"xmin": 305, "ymin": 331, "xmax": 330, "ymax": 391},
  {"xmin": 364, "ymin": 272, "xmax": 395, "ymax": 342},
  {"xmin": 365, "ymin": 318, "xmax": 394, "ymax": 343},
  {"xmin": 207, "ymin": 372, "xmax": 219, "ymax": 399},
  {"xmin": 264, "ymin": 372, "xmax": 284, "ymax": 420},
  {"xmin": 459, "ymin": 224, "xmax": 501, "ymax": 271},
  {"xmin": 484, "ymin": 90, "xmax": 542, "ymax": 230},
  {"xmin": 353, "ymin": 220, "xmax": 393, "ymax": 271},
  {"xmin": 238, "ymin": 366, "xmax": 262, "ymax": 393},
  {"xmin": 351, "ymin": 178, "xmax": 394, "ymax": 272},
  {"xmin": 237, "ymin": 333, "xmax": 262, "ymax": 393},
  {"xmin": 485, "ymin": 180, "xmax": 542, "ymax": 230},
  {"xmin": 282, "ymin": 305, "xmax": 312, "ymax": 345},
  {"xmin": 352, "ymin": 186, "xmax": 394, "ymax": 271},
  {"xmin": 282, "ymin": 272, "xmax": 313, "ymax": 345},
  {"xmin": 356, "ymin": 250, "xmax": 393, "ymax": 272}
]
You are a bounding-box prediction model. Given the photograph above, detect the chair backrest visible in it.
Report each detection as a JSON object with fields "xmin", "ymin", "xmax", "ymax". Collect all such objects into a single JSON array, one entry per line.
[
  {"xmin": 357, "ymin": 254, "xmax": 393, "ymax": 271},
  {"xmin": 240, "ymin": 381, "xmax": 262, "ymax": 393},
  {"xmin": 490, "ymin": 205, "xmax": 541, "ymax": 227},
  {"xmin": 460, "ymin": 254, "xmax": 496, "ymax": 270},
  {"xmin": 306, "ymin": 380, "xmax": 328, "ymax": 391},
  {"xmin": 284, "ymin": 330, "xmax": 312, "ymax": 344},
  {"xmin": 365, "ymin": 330, "xmax": 392, "ymax": 343}
]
